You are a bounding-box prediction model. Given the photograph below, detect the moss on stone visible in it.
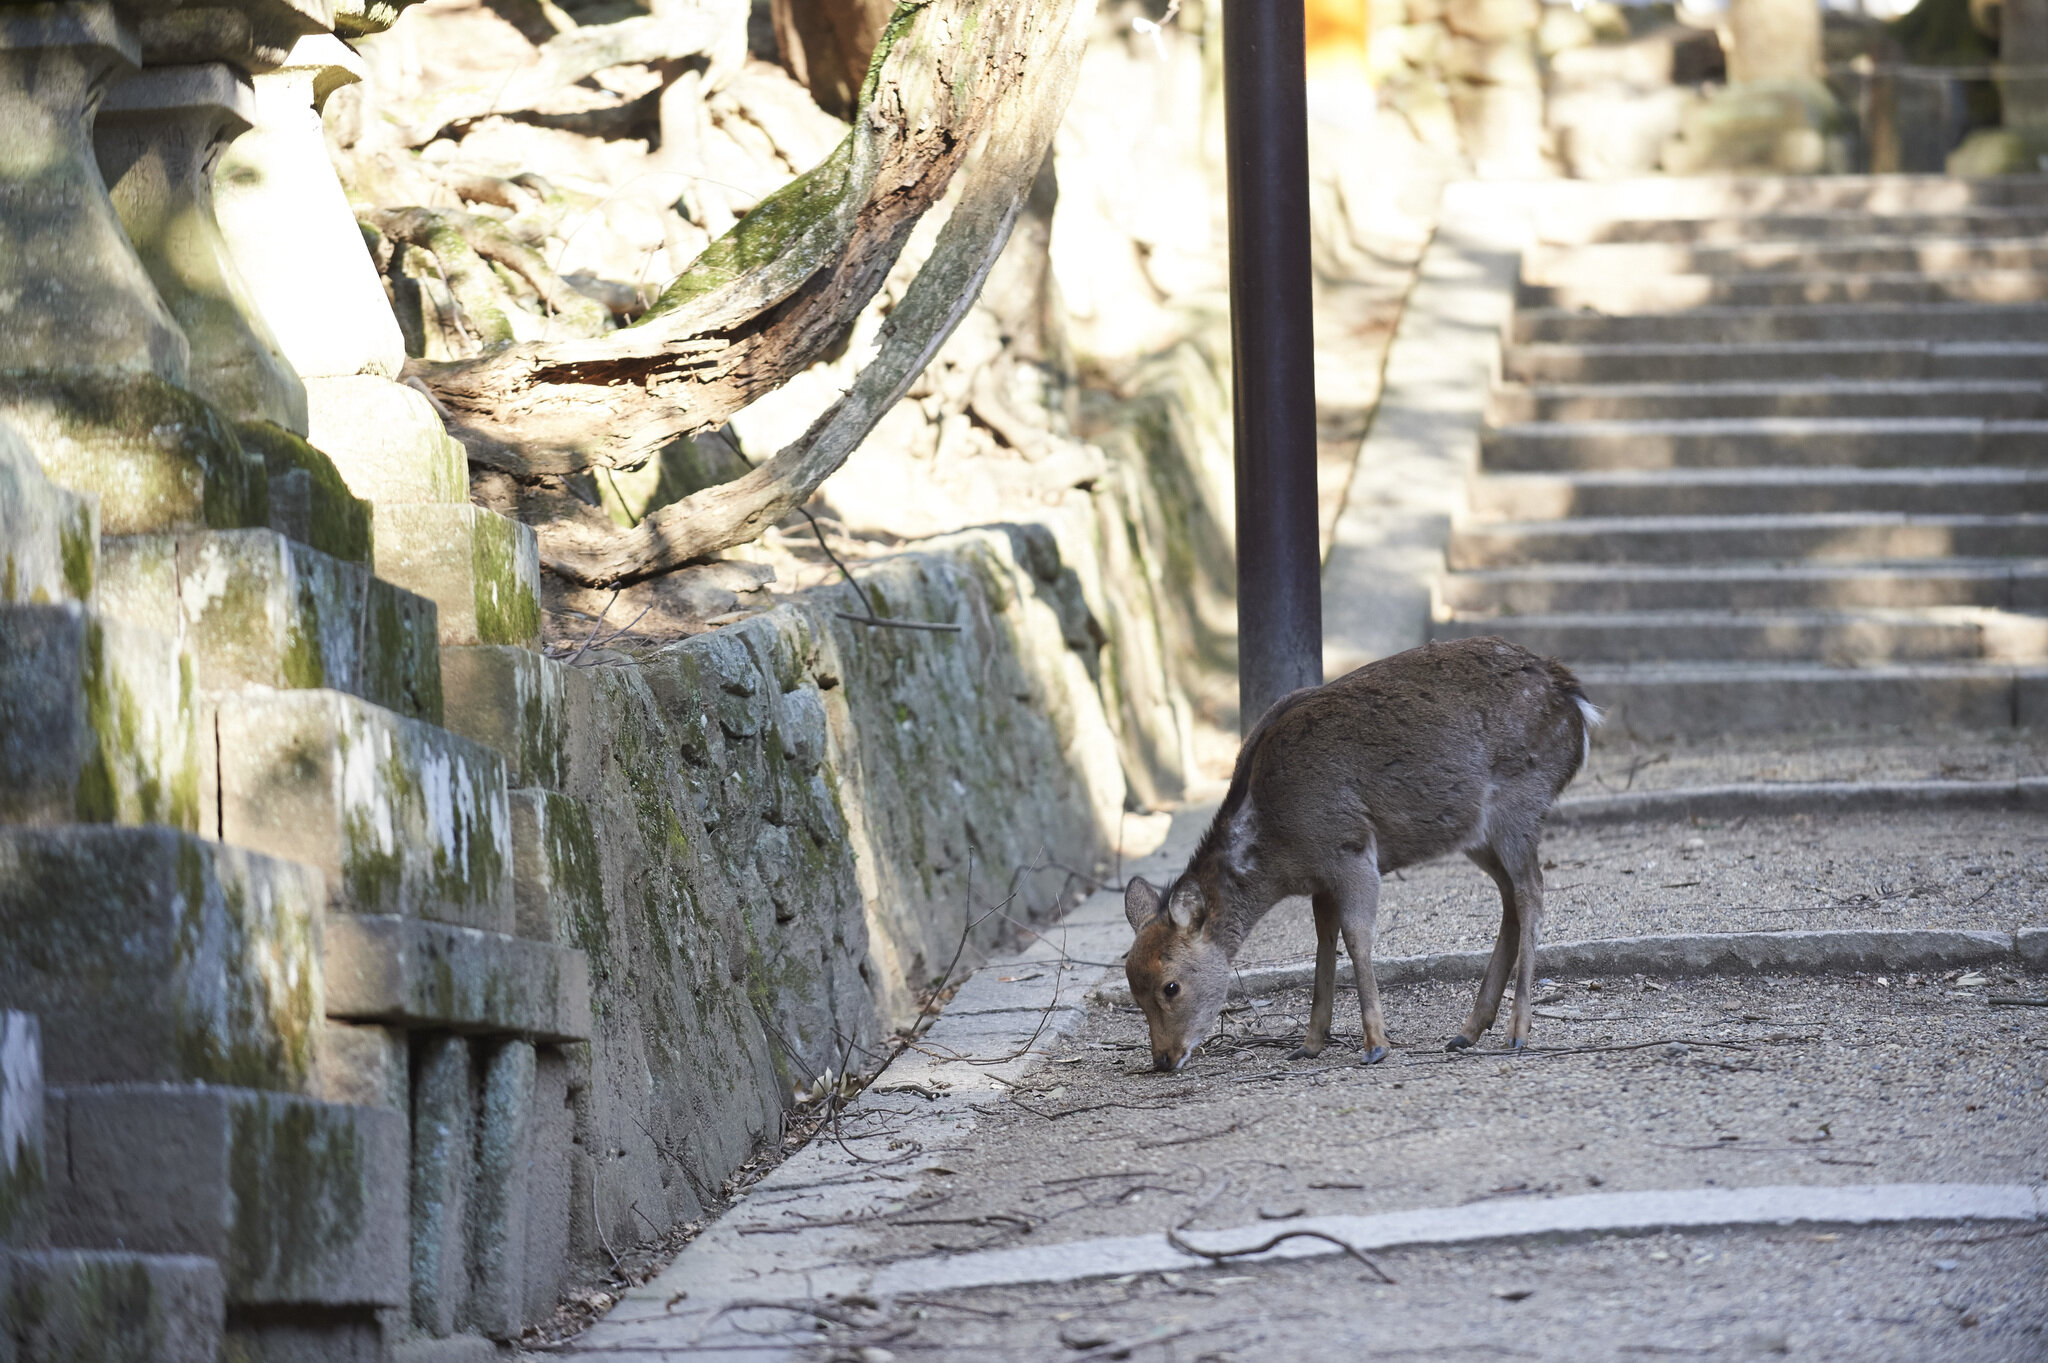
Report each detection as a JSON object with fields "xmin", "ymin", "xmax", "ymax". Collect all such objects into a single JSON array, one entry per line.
[
  {"xmin": 226, "ymin": 1096, "xmax": 366, "ymax": 1299},
  {"xmin": 470, "ymin": 512, "xmax": 540, "ymax": 645},
  {"xmin": 59, "ymin": 504, "xmax": 93, "ymax": 599},
  {"xmin": 236, "ymin": 420, "xmax": 374, "ymax": 564}
]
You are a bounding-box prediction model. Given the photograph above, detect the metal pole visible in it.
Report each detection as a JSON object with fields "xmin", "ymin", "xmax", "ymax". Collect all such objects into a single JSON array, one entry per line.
[{"xmin": 1222, "ymin": 0, "xmax": 1322, "ymax": 735}]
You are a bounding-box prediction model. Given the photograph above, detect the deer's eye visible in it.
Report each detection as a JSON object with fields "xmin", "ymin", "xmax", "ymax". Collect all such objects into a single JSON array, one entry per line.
[{"xmin": 1163, "ymin": 982, "xmax": 1180, "ymax": 999}]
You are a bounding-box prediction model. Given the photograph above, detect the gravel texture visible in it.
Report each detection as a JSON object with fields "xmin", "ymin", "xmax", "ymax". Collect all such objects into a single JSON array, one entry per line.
[
  {"xmin": 1579, "ymin": 728, "xmax": 2048, "ymax": 794},
  {"xmin": 818, "ymin": 972, "xmax": 2048, "ymax": 1263}
]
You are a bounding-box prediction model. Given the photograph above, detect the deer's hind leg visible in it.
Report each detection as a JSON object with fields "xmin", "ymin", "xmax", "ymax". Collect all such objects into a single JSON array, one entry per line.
[
  {"xmin": 1334, "ymin": 856, "xmax": 1389, "ymax": 1063},
  {"xmin": 1449, "ymin": 845, "xmax": 1522, "ymax": 1050}
]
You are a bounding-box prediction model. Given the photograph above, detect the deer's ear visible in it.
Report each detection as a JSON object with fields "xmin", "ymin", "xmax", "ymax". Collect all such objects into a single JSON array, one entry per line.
[
  {"xmin": 1124, "ymin": 877, "xmax": 1163, "ymax": 933},
  {"xmin": 1166, "ymin": 883, "xmax": 1202, "ymax": 930}
]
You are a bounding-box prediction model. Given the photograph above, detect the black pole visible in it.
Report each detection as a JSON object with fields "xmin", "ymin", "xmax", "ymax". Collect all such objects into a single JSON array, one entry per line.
[{"xmin": 1221, "ymin": 0, "xmax": 1322, "ymax": 736}]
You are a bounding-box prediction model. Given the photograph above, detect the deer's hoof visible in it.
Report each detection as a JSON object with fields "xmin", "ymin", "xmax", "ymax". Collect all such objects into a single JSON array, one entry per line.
[
  {"xmin": 1445, "ymin": 1035, "xmax": 1473, "ymax": 1052},
  {"xmin": 1363, "ymin": 1045, "xmax": 1388, "ymax": 1065},
  {"xmin": 1287, "ymin": 1044, "xmax": 1324, "ymax": 1061},
  {"xmin": 1510, "ymin": 1037, "xmax": 1527, "ymax": 1051}
]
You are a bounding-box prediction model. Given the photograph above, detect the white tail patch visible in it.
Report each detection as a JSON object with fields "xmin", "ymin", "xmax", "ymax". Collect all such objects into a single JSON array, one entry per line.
[{"xmin": 1574, "ymin": 695, "xmax": 1604, "ymax": 766}]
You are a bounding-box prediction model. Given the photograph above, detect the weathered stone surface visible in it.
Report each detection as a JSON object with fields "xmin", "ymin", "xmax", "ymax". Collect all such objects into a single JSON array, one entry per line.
[
  {"xmin": 0, "ymin": 2, "xmax": 188, "ymax": 384},
  {"xmin": 214, "ymin": 35, "xmax": 406, "ymax": 383},
  {"xmin": 314, "ymin": 1021, "xmax": 407, "ymax": 1112},
  {"xmin": 0, "ymin": 372, "xmax": 267, "ymax": 534},
  {"xmin": 95, "ymin": 62, "xmax": 310, "ymax": 434},
  {"xmin": 373, "ymin": 503, "xmax": 540, "ymax": 648},
  {"xmin": 214, "ymin": 688, "xmax": 510, "ymax": 926},
  {"xmin": 322, "ymin": 915, "xmax": 592, "ymax": 1042},
  {"xmin": 0, "ymin": 603, "xmax": 199, "ymax": 830},
  {"xmin": 236, "ymin": 419, "xmax": 375, "ymax": 565},
  {"xmin": 0, "ymin": 827, "xmax": 323, "ymax": 1092},
  {"xmin": 520, "ymin": 1046, "xmax": 580, "ymax": 1333},
  {"xmin": 99, "ymin": 527, "xmax": 442, "ymax": 723},
  {"xmin": 0, "ymin": 1248, "xmax": 224, "ymax": 1363},
  {"xmin": 1, "ymin": 1013, "xmax": 43, "ymax": 1249},
  {"xmin": 0, "ymin": 423, "xmax": 95, "ymax": 607},
  {"xmin": 303, "ymin": 375, "xmax": 467, "ymax": 505},
  {"xmin": 408, "ymin": 1033, "xmax": 469, "ymax": 1337},
  {"xmin": 468, "ymin": 1038, "xmax": 533, "ymax": 1340},
  {"xmin": 441, "ymin": 646, "xmax": 570, "ymax": 789},
  {"xmin": 44, "ymin": 1083, "xmax": 407, "ymax": 1307},
  {"xmin": 2019, "ymin": 927, "xmax": 2048, "ymax": 971},
  {"xmin": 508, "ymin": 789, "xmax": 601, "ymax": 944}
]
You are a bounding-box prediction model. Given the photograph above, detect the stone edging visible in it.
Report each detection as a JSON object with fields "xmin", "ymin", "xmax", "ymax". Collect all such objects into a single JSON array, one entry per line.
[
  {"xmin": 1551, "ymin": 777, "xmax": 2048, "ymax": 825},
  {"xmin": 1091, "ymin": 927, "xmax": 2048, "ymax": 1006},
  {"xmin": 866, "ymin": 1183, "xmax": 2047, "ymax": 1297}
]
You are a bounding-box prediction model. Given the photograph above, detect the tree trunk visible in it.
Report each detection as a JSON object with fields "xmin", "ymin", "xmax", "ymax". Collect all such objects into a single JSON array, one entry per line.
[
  {"xmin": 2006, "ymin": 0, "xmax": 2048, "ymax": 141},
  {"xmin": 771, "ymin": 0, "xmax": 897, "ymax": 120}
]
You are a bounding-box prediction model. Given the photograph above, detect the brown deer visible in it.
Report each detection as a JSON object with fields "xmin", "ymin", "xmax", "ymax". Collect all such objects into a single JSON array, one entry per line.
[{"xmin": 1124, "ymin": 637, "xmax": 1599, "ymax": 1071}]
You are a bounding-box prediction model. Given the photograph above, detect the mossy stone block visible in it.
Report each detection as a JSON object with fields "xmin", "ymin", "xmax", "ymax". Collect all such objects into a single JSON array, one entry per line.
[
  {"xmin": 214, "ymin": 688, "xmax": 512, "ymax": 929},
  {"xmin": 0, "ymin": 603, "xmax": 199, "ymax": 830},
  {"xmin": 0, "ymin": 423, "xmax": 97, "ymax": 606},
  {"xmin": 322, "ymin": 915, "xmax": 591, "ymax": 1042},
  {"xmin": 508, "ymin": 789, "xmax": 602, "ymax": 944},
  {"xmin": 44, "ymin": 1085, "xmax": 406, "ymax": 1307},
  {"xmin": 0, "ymin": 372, "xmax": 265, "ymax": 534},
  {"xmin": 0, "ymin": 828, "xmax": 323, "ymax": 1094},
  {"xmin": 440, "ymin": 646, "xmax": 569, "ymax": 788},
  {"xmin": 235, "ymin": 420, "xmax": 373, "ymax": 564},
  {"xmin": 373, "ymin": 503, "xmax": 540, "ymax": 648},
  {"xmin": 0, "ymin": 1248, "xmax": 224, "ymax": 1363}
]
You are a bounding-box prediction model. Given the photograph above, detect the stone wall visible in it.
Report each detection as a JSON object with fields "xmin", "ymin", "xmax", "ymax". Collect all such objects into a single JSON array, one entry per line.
[{"xmin": 0, "ymin": 1, "xmax": 1133, "ymax": 1358}]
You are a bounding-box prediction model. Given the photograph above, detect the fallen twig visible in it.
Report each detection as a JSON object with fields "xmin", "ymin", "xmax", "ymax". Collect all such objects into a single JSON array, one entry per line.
[{"xmin": 1167, "ymin": 1221, "xmax": 1396, "ymax": 1285}]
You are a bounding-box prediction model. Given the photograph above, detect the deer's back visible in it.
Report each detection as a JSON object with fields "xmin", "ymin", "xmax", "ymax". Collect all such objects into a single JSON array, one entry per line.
[{"xmin": 1240, "ymin": 638, "xmax": 1588, "ymax": 877}]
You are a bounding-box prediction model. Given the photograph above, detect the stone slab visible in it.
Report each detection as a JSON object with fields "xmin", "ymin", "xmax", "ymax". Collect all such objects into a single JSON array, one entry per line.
[
  {"xmin": 0, "ymin": 826, "xmax": 324, "ymax": 1093},
  {"xmin": 1574, "ymin": 661, "xmax": 2044, "ymax": 735},
  {"xmin": 1439, "ymin": 560, "xmax": 2048, "ymax": 615},
  {"xmin": 1503, "ymin": 339, "xmax": 2048, "ymax": 386},
  {"xmin": 236, "ymin": 419, "xmax": 375, "ymax": 565},
  {"xmin": 1514, "ymin": 303, "xmax": 2048, "ymax": 346},
  {"xmin": 373, "ymin": 503, "xmax": 540, "ymax": 648},
  {"xmin": 44, "ymin": 1083, "xmax": 407, "ymax": 1308},
  {"xmin": 314, "ymin": 1021, "xmax": 407, "ymax": 1112},
  {"xmin": 0, "ymin": 602, "xmax": 200, "ymax": 830},
  {"xmin": 440, "ymin": 646, "xmax": 570, "ymax": 789},
  {"xmin": 303, "ymin": 376, "xmax": 466, "ymax": 504},
  {"xmin": 0, "ymin": 423, "xmax": 96, "ymax": 607},
  {"xmin": 1466, "ymin": 465, "xmax": 2048, "ymax": 519},
  {"xmin": 0, "ymin": 372, "xmax": 265, "ymax": 535},
  {"xmin": 322, "ymin": 914, "xmax": 591, "ymax": 1042},
  {"xmin": 1449, "ymin": 511, "xmax": 2048, "ymax": 569},
  {"xmin": 0, "ymin": 1248, "xmax": 224, "ymax": 1363},
  {"xmin": 100, "ymin": 527, "xmax": 443, "ymax": 723},
  {"xmin": 1551, "ymin": 777, "xmax": 2048, "ymax": 825},
  {"xmin": 2019, "ymin": 927, "xmax": 2048, "ymax": 971},
  {"xmin": 215, "ymin": 687, "xmax": 512, "ymax": 927},
  {"xmin": 1436, "ymin": 608, "xmax": 1999, "ymax": 665},
  {"xmin": 1, "ymin": 1013, "xmax": 43, "ymax": 1249}
]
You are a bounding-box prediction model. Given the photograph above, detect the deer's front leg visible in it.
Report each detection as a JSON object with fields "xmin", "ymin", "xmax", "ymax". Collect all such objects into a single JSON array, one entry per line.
[{"xmin": 1290, "ymin": 895, "xmax": 1341, "ymax": 1060}]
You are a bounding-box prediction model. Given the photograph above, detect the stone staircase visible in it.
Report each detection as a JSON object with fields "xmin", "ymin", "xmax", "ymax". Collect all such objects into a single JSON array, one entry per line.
[{"xmin": 1432, "ymin": 175, "xmax": 2048, "ymax": 735}]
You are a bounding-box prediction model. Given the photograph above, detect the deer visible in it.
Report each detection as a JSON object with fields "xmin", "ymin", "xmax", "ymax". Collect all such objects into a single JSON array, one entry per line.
[{"xmin": 1123, "ymin": 636, "xmax": 1600, "ymax": 1072}]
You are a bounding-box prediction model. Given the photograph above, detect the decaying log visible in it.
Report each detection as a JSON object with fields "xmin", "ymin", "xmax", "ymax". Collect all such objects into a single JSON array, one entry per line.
[
  {"xmin": 409, "ymin": 0, "xmax": 1097, "ymax": 584},
  {"xmin": 367, "ymin": 206, "xmax": 613, "ymax": 340}
]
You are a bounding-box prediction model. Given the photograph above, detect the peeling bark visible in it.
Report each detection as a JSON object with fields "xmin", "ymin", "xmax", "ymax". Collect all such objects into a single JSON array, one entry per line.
[{"xmin": 410, "ymin": 0, "xmax": 1096, "ymax": 516}]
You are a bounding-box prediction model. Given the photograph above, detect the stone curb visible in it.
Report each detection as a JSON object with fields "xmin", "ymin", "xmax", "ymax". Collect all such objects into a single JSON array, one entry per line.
[
  {"xmin": 1551, "ymin": 777, "xmax": 2048, "ymax": 825},
  {"xmin": 866, "ymin": 1183, "xmax": 2047, "ymax": 1297},
  {"xmin": 1091, "ymin": 927, "xmax": 2046, "ymax": 1006}
]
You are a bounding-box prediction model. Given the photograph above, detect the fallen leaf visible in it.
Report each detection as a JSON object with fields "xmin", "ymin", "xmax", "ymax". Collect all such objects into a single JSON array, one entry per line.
[
  {"xmin": 1955, "ymin": 973, "xmax": 1988, "ymax": 988},
  {"xmin": 1492, "ymin": 1286, "xmax": 1535, "ymax": 1301}
]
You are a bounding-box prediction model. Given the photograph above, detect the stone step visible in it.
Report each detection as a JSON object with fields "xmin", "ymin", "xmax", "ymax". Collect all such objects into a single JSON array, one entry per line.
[
  {"xmin": 1521, "ymin": 237, "xmax": 2048, "ymax": 283},
  {"xmin": 0, "ymin": 372, "xmax": 267, "ymax": 536},
  {"xmin": 99, "ymin": 528, "xmax": 443, "ymax": 724},
  {"xmin": 0, "ymin": 826, "xmax": 324, "ymax": 1094},
  {"xmin": 1437, "ymin": 559, "xmax": 2048, "ymax": 615},
  {"xmin": 1517, "ymin": 269, "xmax": 2048, "ymax": 313},
  {"xmin": 212, "ymin": 687, "xmax": 513, "ymax": 928},
  {"xmin": 0, "ymin": 423, "xmax": 97, "ymax": 607},
  {"xmin": 1511, "ymin": 303, "xmax": 2048, "ymax": 347},
  {"xmin": 1565, "ymin": 207, "xmax": 2048, "ymax": 245},
  {"xmin": 1447, "ymin": 512, "xmax": 2048, "ymax": 569},
  {"xmin": 1480, "ymin": 418, "xmax": 2048, "ymax": 473},
  {"xmin": 1468, "ymin": 466, "xmax": 2048, "ymax": 520},
  {"xmin": 1564, "ymin": 661, "xmax": 2048, "ymax": 734},
  {"xmin": 42, "ymin": 1083, "xmax": 406, "ymax": 1308},
  {"xmin": 439, "ymin": 645, "xmax": 574, "ymax": 791},
  {"xmin": 0, "ymin": 1248, "xmax": 224, "ymax": 1363},
  {"xmin": 374, "ymin": 502, "xmax": 541, "ymax": 648},
  {"xmin": 1503, "ymin": 340, "xmax": 2048, "ymax": 385},
  {"xmin": 234, "ymin": 420, "xmax": 373, "ymax": 566},
  {"xmin": 0, "ymin": 603, "xmax": 199, "ymax": 831},
  {"xmin": 1527, "ymin": 174, "xmax": 2048, "ymax": 227},
  {"xmin": 322, "ymin": 914, "xmax": 591, "ymax": 1042},
  {"xmin": 1486, "ymin": 381, "xmax": 2048, "ymax": 425},
  {"xmin": 1431, "ymin": 608, "xmax": 2048, "ymax": 665}
]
